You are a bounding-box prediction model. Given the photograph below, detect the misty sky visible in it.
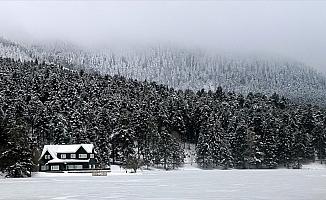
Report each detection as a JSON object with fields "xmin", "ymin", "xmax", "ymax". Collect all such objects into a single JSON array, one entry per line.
[{"xmin": 0, "ymin": 1, "xmax": 326, "ymax": 73}]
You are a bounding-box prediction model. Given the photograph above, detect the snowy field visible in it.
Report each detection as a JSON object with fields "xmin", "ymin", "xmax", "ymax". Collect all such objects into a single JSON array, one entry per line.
[{"xmin": 1, "ymin": 167, "xmax": 326, "ymax": 200}]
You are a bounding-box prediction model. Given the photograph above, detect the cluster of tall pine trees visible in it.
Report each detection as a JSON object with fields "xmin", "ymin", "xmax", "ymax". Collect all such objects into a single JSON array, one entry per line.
[{"xmin": 0, "ymin": 57, "xmax": 326, "ymax": 177}]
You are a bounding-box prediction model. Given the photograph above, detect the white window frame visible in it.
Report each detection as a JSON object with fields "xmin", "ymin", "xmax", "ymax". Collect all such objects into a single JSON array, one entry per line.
[
  {"xmin": 79, "ymin": 154, "xmax": 87, "ymax": 158},
  {"xmin": 61, "ymin": 154, "xmax": 66, "ymax": 159},
  {"xmin": 70, "ymin": 154, "xmax": 76, "ymax": 159},
  {"xmin": 51, "ymin": 165, "xmax": 59, "ymax": 171},
  {"xmin": 90, "ymin": 154, "xmax": 94, "ymax": 158},
  {"xmin": 45, "ymin": 155, "xmax": 51, "ymax": 159}
]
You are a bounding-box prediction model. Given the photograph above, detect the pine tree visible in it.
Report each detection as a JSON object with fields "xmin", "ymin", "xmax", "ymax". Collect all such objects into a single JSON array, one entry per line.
[
  {"xmin": 277, "ymin": 113, "xmax": 295, "ymax": 168},
  {"xmin": 261, "ymin": 115, "xmax": 278, "ymax": 169},
  {"xmin": 0, "ymin": 105, "xmax": 33, "ymax": 177},
  {"xmin": 233, "ymin": 120, "xmax": 250, "ymax": 169},
  {"xmin": 312, "ymin": 112, "xmax": 326, "ymax": 163},
  {"xmin": 196, "ymin": 113, "xmax": 215, "ymax": 168},
  {"xmin": 219, "ymin": 133, "xmax": 233, "ymax": 169}
]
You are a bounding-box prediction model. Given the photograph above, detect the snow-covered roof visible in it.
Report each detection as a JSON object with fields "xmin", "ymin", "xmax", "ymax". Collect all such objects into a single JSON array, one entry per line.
[
  {"xmin": 48, "ymin": 159, "xmax": 90, "ymax": 164},
  {"xmin": 40, "ymin": 144, "xmax": 94, "ymax": 160}
]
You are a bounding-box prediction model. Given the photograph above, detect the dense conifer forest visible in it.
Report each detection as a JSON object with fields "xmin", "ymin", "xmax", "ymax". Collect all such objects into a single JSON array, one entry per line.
[{"xmin": 1, "ymin": 57, "xmax": 326, "ymax": 177}]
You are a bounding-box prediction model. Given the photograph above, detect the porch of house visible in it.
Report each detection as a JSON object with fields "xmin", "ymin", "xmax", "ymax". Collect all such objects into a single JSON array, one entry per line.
[{"xmin": 40, "ymin": 162, "xmax": 98, "ymax": 172}]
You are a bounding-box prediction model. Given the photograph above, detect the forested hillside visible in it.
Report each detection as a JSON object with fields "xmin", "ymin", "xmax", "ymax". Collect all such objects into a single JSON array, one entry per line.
[
  {"xmin": 0, "ymin": 38, "xmax": 33, "ymax": 62},
  {"xmin": 1, "ymin": 57, "xmax": 326, "ymax": 177},
  {"xmin": 1, "ymin": 37, "xmax": 326, "ymax": 106}
]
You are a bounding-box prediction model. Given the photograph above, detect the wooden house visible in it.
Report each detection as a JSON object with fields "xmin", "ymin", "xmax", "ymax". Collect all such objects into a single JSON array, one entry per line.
[{"xmin": 38, "ymin": 144, "xmax": 98, "ymax": 172}]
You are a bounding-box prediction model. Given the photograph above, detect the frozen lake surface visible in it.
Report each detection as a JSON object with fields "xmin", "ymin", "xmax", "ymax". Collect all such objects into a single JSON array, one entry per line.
[{"xmin": 1, "ymin": 169, "xmax": 326, "ymax": 200}]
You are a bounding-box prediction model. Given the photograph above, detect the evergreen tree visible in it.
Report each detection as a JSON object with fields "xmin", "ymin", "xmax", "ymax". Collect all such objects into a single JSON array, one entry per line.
[{"xmin": 233, "ymin": 120, "xmax": 250, "ymax": 169}]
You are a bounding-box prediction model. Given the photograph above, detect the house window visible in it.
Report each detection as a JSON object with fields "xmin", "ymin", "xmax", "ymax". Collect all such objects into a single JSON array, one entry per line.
[
  {"xmin": 90, "ymin": 154, "xmax": 94, "ymax": 158},
  {"xmin": 67, "ymin": 165, "xmax": 83, "ymax": 170},
  {"xmin": 45, "ymin": 155, "xmax": 51, "ymax": 159},
  {"xmin": 61, "ymin": 154, "xmax": 66, "ymax": 159},
  {"xmin": 75, "ymin": 165, "xmax": 83, "ymax": 169},
  {"xmin": 79, "ymin": 154, "xmax": 87, "ymax": 158},
  {"xmin": 70, "ymin": 154, "xmax": 76, "ymax": 158},
  {"xmin": 51, "ymin": 165, "xmax": 59, "ymax": 171},
  {"xmin": 67, "ymin": 165, "xmax": 75, "ymax": 170},
  {"xmin": 41, "ymin": 165, "xmax": 48, "ymax": 171}
]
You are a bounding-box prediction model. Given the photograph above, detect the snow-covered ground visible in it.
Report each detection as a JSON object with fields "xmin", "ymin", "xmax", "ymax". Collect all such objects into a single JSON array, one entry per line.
[{"xmin": 1, "ymin": 168, "xmax": 326, "ymax": 200}]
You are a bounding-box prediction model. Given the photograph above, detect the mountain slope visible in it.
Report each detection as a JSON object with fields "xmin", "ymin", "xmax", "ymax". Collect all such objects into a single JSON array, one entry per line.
[
  {"xmin": 0, "ymin": 37, "xmax": 33, "ymax": 61},
  {"xmin": 1, "ymin": 38, "xmax": 326, "ymax": 106},
  {"xmin": 1, "ymin": 57, "xmax": 326, "ymax": 177}
]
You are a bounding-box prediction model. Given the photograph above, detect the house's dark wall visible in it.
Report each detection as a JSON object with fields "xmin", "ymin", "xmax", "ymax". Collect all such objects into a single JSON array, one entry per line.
[
  {"xmin": 55, "ymin": 146, "xmax": 95, "ymax": 160},
  {"xmin": 76, "ymin": 146, "xmax": 88, "ymax": 159},
  {"xmin": 39, "ymin": 151, "xmax": 52, "ymax": 165},
  {"xmin": 57, "ymin": 153, "xmax": 76, "ymax": 159}
]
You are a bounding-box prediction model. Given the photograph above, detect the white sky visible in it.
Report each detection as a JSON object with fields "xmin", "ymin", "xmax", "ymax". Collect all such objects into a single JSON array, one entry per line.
[{"xmin": 0, "ymin": 1, "xmax": 326, "ymax": 73}]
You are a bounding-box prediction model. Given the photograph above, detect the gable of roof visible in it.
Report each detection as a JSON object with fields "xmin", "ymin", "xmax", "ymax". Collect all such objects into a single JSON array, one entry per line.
[{"xmin": 40, "ymin": 144, "xmax": 94, "ymax": 160}]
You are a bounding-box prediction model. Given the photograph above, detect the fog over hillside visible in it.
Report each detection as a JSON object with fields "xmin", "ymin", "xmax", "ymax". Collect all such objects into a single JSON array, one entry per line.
[
  {"xmin": 0, "ymin": 1, "xmax": 326, "ymax": 73},
  {"xmin": 1, "ymin": 1, "xmax": 326, "ymax": 106},
  {"xmin": 1, "ymin": 37, "xmax": 326, "ymax": 107}
]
